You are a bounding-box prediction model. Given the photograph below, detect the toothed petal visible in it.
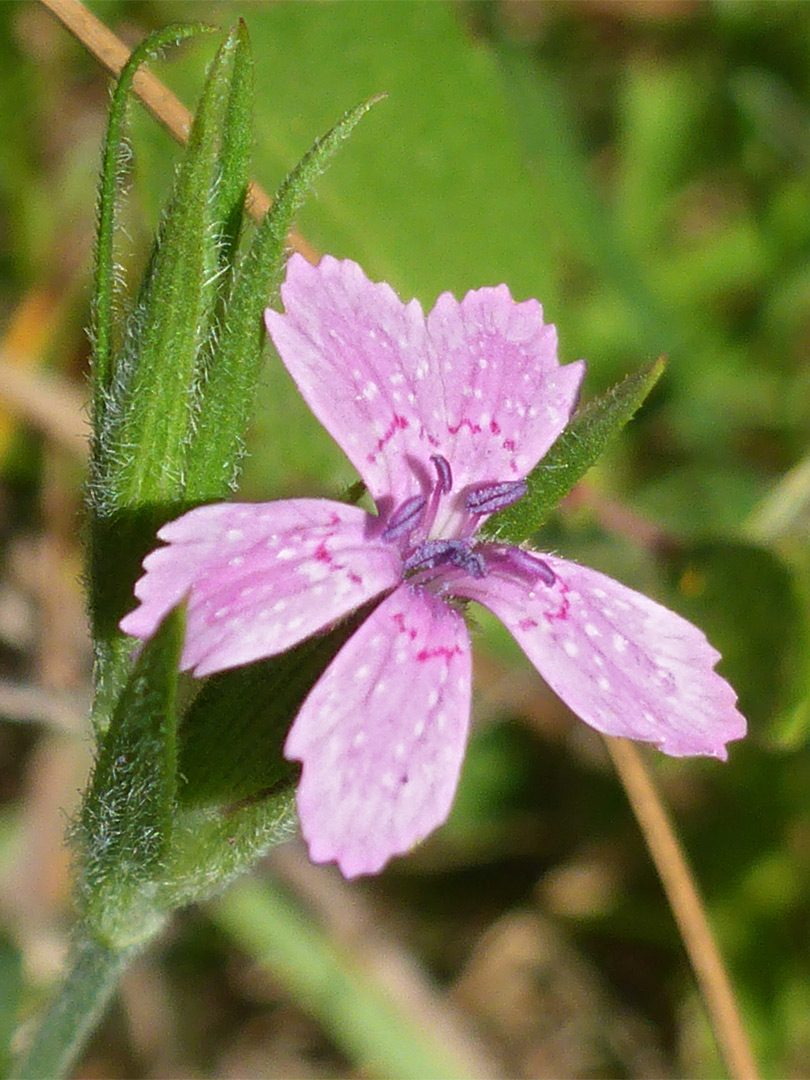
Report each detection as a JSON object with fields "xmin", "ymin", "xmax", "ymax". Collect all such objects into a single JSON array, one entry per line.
[
  {"xmin": 265, "ymin": 256, "xmax": 584, "ymax": 512},
  {"xmin": 286, "ymin": 585, "xmax": 472, "ymax": 878},
  {"xmin": 265, "ymin": 255, "xmax": 434, "ymax": 505},
  {"xmin": 120, "ymin": 500, "xmax": 401, "ymax": 676},
  {"xmin": 425, "ymin": 286, "xmax": 585, "ymax": 491},
  {"xmin": 454, "ymin": 554, "xmax": 745, "ymax": 759}
]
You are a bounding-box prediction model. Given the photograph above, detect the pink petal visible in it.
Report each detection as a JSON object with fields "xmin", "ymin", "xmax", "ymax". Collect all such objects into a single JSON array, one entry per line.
[
  {"xmin": 119, "ymin": 500, "xmax": 401, "ymax": 677},
  {"xmin": 286, "ymin": 584, "xmax": 472, "ymax": 878},
  {"xmin": 265, "ymin": 255, "xmax": 434, "ymax": 506},
  {"xmin": 265, "ymin": 256, "xmax": 584, "ymax": 510},
  {"xmin": 425, "ymin": 286, "xmax": 584, "ymax": 493},
  {"xmin": 454, "ymin": 554, "xmax": 746, "ymax": 759}
]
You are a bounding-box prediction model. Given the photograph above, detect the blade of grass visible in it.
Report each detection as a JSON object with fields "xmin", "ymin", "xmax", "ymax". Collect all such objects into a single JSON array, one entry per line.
[
  {"xmin": 604, "ymin": 737, "xmax": 760, "ymax": 1080},
  {"xmin": 211, "ymin": 873, "xmax": 492, "ymax": 1080}
]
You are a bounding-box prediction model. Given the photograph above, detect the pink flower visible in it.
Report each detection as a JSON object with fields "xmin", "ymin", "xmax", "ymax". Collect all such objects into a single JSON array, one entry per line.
[{"xmin": 120, "ymin": 254, "xmax": 745, "ymax": 878}]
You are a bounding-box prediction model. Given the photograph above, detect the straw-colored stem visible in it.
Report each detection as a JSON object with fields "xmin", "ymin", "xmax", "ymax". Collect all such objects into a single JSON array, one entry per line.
[
  {"xmin": 604, "ymin": 736, "xmax": 759, "ymax": 1080},
  {"xmin": 38, "ymin": 0, "xmax": 319, "ymax": 261}
]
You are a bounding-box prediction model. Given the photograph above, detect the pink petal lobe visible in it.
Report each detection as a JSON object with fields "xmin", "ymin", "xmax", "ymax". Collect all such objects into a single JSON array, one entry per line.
[
  {"xmin": 265, "ymin": 255, "xmax": 434, "ymax": 506},
  {"xmin": 286, "ymin": 585, "xmax": 472, "ymax": 878},
  {"xmin": 455, "ymin": 554, "xmax": 745, "ymax": 759},
  {"xmin": 425, "ymin": 286, "xmax": 585, "ymax": 491},
  {"xmin": 265, "ymin": 256, "xmax": 584, "ymax": 512},
  {"xmin": 119, "ymin": 500, "xmax": 401, "ymax": 677}
]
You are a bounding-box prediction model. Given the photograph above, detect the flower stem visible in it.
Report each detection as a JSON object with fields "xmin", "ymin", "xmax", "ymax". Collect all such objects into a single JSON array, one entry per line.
[
  {"xmin": 11, "ymin": 932, "xmax": 137, "ymax": 1080},
  {"xmin": 604, "ymin": 736, "xmax": 759, "ymax": 1080}
]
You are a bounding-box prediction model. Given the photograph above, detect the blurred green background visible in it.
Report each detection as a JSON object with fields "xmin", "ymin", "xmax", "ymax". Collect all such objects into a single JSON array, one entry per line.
[{"xmin": 2, "ymin": 1, "xmax": 810, "ymax": 1076}]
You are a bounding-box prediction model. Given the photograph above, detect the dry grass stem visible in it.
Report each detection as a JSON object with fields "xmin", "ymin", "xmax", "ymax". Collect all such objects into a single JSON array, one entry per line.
[
  {"xmin": 39, "ymin": 0, "xmax": 319, "ymax": 262},
  {"xmin": 604, "ymin": 736, "xmax": 759, "ymax": 1080}
]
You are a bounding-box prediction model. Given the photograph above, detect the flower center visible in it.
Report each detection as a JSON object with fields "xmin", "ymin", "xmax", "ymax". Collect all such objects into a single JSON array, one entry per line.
[{"xmin": 382, "ymin": 455, "xmax": 555, "ymax": 588}]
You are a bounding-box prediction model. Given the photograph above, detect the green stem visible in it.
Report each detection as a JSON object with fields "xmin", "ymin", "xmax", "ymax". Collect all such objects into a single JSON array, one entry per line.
[{"xmin": 12, "ymin": 932, "xmax": 137, "ymax": 1080}]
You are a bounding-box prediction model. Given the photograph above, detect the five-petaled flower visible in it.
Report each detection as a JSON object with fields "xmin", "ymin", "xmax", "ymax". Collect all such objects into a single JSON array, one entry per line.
[{"xmin": 121, "ymin": 254, "xmax": 746, "ymax": 878}]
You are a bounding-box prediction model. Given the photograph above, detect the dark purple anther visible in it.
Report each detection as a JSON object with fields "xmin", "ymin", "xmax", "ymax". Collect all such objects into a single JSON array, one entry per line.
[
  {"xmin": 431, "ymin": 454, "xmax": 453, "ymax": 494},
  {"xmin": 484, "ymin": 545, "xmax": 556, "ymax": 586},
  {"xmin": 404, "ymin": 538, "xmax": 487, "ymax": 579},
  {"xmin": 464, "ymin": 479, "xmax": 528, "ymax": 516},
  {"xmin": 382, "ymin": 495, "xmax": 427, "ymax": 541}
]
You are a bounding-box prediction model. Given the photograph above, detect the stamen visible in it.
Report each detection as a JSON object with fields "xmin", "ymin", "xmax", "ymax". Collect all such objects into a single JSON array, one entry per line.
[
  {"xmin": 431, "ymin": 454, "xmax": 453, "ymax": 494},
  {"xmin": 403, "ymin": 539, "xmax": 461, "ymax": 573},
  {"xmin": 464, "ymin": 479, "xmax": 528, "ymax": 516},
  {"xmin": 485, "ymin": 545, "xmax": 555, "ymax": 586},
  {"xmin": 404, "ymin": 539, "xmax": 487, "ymax": 579},
  {"xmin": 382, "ymin": 495, "xmax": 427, "ymax": 541}
]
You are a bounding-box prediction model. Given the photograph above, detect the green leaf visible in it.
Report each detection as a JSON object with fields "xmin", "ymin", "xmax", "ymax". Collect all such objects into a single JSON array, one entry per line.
[
  {"xmin": 154, "ymin": 793, "xmax": 298, "ymax": 912},
  {"xmin": 483, "ymin": 358, "xmax": 666, "ymax": 544},
  {"xmin": 77, "ymin": 608, "xmax": 184, "ymax": 948},
  {"xmin": 96, "ymin": 23, "xmax": 251, "ymax": 515},
  {"xmin": 183, "ymin": 94, "xmax": 384, "ymax": 501},
  {"xmin": 209, "ymin": 20, "xmax": 254, "ymax": 276},
  {"xmin": 92, "ymin": 23, "xmax": 211, "ymax": 423},
  {"xmin": 88, "ymin": 25, "xmax": 253, "ymax": 730}
]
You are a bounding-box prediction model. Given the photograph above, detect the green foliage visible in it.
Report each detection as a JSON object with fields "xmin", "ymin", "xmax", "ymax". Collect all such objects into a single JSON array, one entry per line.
[
  {"xmin": 75, "ymin": 20, "xmax": 380, "ymax": 959},
  {"xmin": 94, "ymin": 24, "xmax": 250, "ymax": 514},
  {"xmin": 77, "ymin": 608, "xmax": 184, "ymax": 948},
  {"xmin": 183, "ymin": 94, "xmax": 383, "ymax": 501},
  {"xmin": 91, "ymin": 23, "xmax": 212, "ymax": 409}
]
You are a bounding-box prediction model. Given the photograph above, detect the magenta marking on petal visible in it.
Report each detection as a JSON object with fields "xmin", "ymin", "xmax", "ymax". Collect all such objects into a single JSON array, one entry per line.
[
  {"xmin": 430, "ymin": 454, "xmax": 453, "ymax": 494},
  {"xmin": 464, "ymin": 479, "xmax": 527, "ymax": 515},
  {"xmin": 416, "ymin": 645, "xmax": 463, "ymax": 663},
  {"xmin": 376, "ymin": 414, "xmax": 410, "ymax": 452},
  {"xmin": 382, "ymin": 495, "xmax": 427, "ymax": 541},
  {"xmin": 448, "ymin": 418, "xmax": 482, "ymax": 436}
]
